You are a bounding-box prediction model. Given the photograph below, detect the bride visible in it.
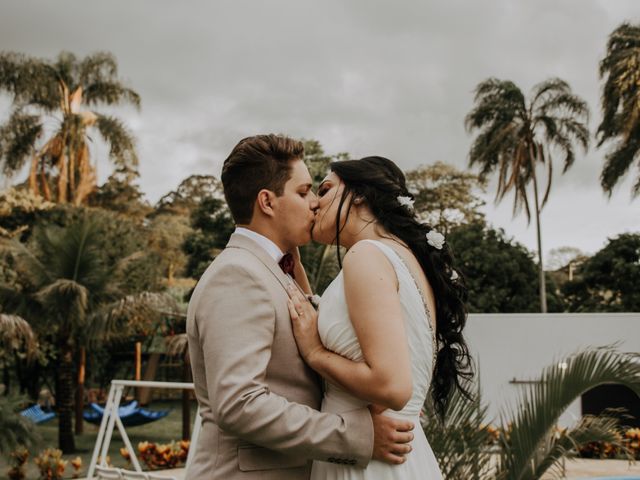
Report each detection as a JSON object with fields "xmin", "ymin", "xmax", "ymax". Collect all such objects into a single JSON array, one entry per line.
[{"xmin": 287, "ymin": 156, "xmax": 473, "ymax": 479}]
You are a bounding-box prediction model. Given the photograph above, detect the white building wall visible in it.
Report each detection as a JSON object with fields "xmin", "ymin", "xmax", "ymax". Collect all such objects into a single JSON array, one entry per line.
[{"xmin": 465, "ymin": 313, "xmax": 640, "ymax": 427}]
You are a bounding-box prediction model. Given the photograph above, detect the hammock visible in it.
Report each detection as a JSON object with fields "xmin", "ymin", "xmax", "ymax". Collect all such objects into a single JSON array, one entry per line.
[
  {"xmin": 83, "ymin": 400, "xmax": 170, "ymax": 427},
  {"xmin": 20, "ymin": 404, "xmax": 56, "ymax": 424}
]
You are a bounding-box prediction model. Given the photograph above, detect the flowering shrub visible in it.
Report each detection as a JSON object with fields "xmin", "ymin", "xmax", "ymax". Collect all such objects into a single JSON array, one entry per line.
[
  {"xmin": 34, "ymin": 448, "xmax": 67, "ymax": 480},
  {"xmin": 120, "ymin": 440, "xmax": 190, "ymax": 470},
  {"xmin": 7, "ymin": 447, "xmax": 29, "ymax": 480},
  {"xmin": 578, "ymin": 427, "xmax": 640, "ymax": 460}
]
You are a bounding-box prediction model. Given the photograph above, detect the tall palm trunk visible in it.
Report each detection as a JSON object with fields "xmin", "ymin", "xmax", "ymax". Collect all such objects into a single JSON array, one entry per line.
[
  {"xmin": 58, "ymin": 342, "xmax": 76, "ymax": 453},
  {"xmin": 529, "ymin": 143, "xmax": 548, "ymax": 313}
]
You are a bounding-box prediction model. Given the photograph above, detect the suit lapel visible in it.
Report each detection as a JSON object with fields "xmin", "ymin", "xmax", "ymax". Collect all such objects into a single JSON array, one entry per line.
[{"xmin": 226, "ymin": 233, "xmax": 292, "ymax": 291}]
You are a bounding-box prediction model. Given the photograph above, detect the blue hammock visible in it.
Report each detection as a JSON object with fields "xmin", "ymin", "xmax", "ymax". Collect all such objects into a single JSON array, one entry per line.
[
  {"xmin": 83, "ymin": 400, "xmax": 170, "ymax": 427},
  {"xmin": 20, "ymin": 404, "xmax": 56, "ymax": 424}
]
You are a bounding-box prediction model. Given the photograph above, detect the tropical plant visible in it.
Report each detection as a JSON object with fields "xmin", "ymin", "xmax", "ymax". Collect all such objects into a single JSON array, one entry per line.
[
  {"xmin": 422, "ymin": 385, "xmax": 493, "ymax": 479},
  {"xmin": 466, "ymin": 78, "xmax": 589, "ymax": 312},
  {"xmin": 0, "ymin": 213, "xmax": 172, "ymax": 452},
  {"xmin": 0, "ymin": 51, "xmax": 140, "ymax": 204},
  {"xmin": 598, "ymin": 22, "xmax": 640, "ymax": 196},
  {"xmin": 424, "ymin": 346, "xmax": 640, "ymax": 479}
]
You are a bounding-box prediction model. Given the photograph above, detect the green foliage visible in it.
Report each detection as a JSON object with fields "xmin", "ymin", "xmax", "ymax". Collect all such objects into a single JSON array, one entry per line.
[
  {"xmin": 598, "ymin": 22, "xmax": 640, "ymax": 196},
  {"xmin": 563, "ymin": 233, "xmax": 640, "ymax": 312},
  {"xmin": 0, "ymin": 393, "xmax": 39, "ymax": 455},
  {"xmin": 155, "ymin": 174, "xmax": 223, "ymax": 216},
  {"xmin": 0, "ymin": 210, "xmax": 169, "ymax": 452},
  {"xmin": 406, "ymin": 161, "xmax": 486, "ymax": 234},
  {"xmin": 448, "ymin": 222, "xmax": 563, "ymax": 313},
  {"xmin": 89, "ymin": 165, "xmax": 151, "ymax": 219},
  {"xmin": 182, "ymin": 197, "xmax": 235, "ymax": 279}
]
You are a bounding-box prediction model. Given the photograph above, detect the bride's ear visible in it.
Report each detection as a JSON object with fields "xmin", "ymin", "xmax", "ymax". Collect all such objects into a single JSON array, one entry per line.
[{"xmin": 256, "ymin": 189, "xmax": 276, "ymax": 217}]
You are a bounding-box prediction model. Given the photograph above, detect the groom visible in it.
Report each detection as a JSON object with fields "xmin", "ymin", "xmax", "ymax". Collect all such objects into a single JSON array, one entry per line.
[{"xmin": 186, "ymin": 134, "xmax": 414, "ymax": 479}]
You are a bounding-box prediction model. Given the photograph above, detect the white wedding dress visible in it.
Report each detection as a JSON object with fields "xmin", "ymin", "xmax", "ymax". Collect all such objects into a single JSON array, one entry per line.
[{"xmin": 312, "ymin": 240, "xmax": 444, "ymax": 480}]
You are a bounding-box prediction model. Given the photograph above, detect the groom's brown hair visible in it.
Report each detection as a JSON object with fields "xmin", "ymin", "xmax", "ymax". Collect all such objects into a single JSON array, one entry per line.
[{"xmin": 221, "ymin": 134, "xmax": 304, "ymax": 224}]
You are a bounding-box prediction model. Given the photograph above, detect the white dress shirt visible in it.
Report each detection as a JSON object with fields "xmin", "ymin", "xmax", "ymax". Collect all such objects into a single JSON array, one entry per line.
[{"xmin": 234, "ymin": 227, "xmax": 285, "ymax": 263}]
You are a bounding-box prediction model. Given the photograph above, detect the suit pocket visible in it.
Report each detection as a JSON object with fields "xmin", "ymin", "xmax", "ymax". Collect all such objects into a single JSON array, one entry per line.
[{"xmin": 237, "ymin": 445, "xmax": 308, "ymax": 472}]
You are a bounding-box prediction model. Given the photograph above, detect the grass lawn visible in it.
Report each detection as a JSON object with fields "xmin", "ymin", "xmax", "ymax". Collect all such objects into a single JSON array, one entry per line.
[{"xmin": 0, "ymin": 399, "xmax": 199, "ymax": 480}]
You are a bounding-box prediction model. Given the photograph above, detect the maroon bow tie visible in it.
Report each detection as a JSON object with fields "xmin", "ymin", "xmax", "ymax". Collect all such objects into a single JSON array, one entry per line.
[{"xmin": 278, "ymin": 253, "xmax": 295, "ymax": 279}]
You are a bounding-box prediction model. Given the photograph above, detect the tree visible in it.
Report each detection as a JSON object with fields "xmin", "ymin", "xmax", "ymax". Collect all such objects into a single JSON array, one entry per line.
[
  {"xmin": 155, "ymin": 174, "xmax": 223, "ymax": 216},
  {"xmin": 0, "ymin": 212, "xmax": 166, "ymax": 452},
  {"xmin": 182, "ymin": 197, "xmax": 235, "ymax": 279},
  {"xmin": 448, "ymin": 222, "xmax": 563, "ymax": 313},
  {"xmin": 563, "ymin": 233, "xmax": 640, "ymax": 312},
  {"xmin": 147, "ymin": 213, "xmax": 192, "ymax": 284},
  {"xmin": 598, "ymin": 22, "xmax": 640, "ymax": 196},
  {"xmin": 424, "ymin": 347, "xmax": 640, "ymax": 479},
  {"xmin": 466, "ymin": 78, "xmax": 590, "ymax": 312},
  {"xmin": 0, "ymin": 51, "xmax": 140, "ymax": 204},
  {"xmin": 405, "ymin": 162, "xmax": 486, "ymax": 235},
  {"xmin": 89, "ymin": 165, "xmax": 151, "ymax": 219},
  {"xmin": 546, "ymin": 246, "xmax": 585, "ymax": 271}
]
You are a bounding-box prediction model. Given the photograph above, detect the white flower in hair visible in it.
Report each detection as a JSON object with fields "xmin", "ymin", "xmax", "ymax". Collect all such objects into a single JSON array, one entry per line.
[
  {"xmin": 450, "ymin": 270, "xmax": 459, "ymax": 281},
  {"xmin": 397, "ymin": 195, "xmax": 415, "ymax": 210},
  {"xmin": 426, "ymin": 230, "xmax": 445, "ymax": 249}
]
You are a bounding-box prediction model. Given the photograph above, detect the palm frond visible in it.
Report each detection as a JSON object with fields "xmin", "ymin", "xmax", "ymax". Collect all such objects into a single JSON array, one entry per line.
[
  {"xmin": 0, "ymin": 313, "xmax": 38, "ymax": 361},
  {"xmin": 423, "ymin": 384, "xmax": 494, "ymax": 479},
  {"xmin": 532, "ymin": 414, "xmax": 630, "ymax": 479},
  {"xmin": 35, "ymin": 278, "xmax": 89, "ymax": 328},
  {"xmin": 95, "ymin": 114, "xmax": 138, "ymax": 168},
  {"xmin": 0, "ymin": 110, "xmax": 43, "ymax": 176}
]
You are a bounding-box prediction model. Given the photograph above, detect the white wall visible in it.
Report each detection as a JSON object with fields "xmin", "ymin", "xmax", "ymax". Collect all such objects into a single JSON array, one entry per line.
[{"xmin": 465, "ymin": 313, "xmax": 640, "ymax": 427}]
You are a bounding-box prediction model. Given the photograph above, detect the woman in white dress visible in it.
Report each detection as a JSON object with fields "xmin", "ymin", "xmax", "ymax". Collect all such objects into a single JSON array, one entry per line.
[{"xmin": 287, "ymin": 156, "xmax": 473, "ymax": 479}]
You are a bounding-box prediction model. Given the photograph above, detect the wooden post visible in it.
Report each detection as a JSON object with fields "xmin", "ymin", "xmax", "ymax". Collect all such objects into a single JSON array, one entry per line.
[
  {"xmin": 182, "ymin": 352, "xmax": 192, "ymax": 440},
  {"xmin": 75, "ymin": 347, "xmax": 86, "ymax": 434}
]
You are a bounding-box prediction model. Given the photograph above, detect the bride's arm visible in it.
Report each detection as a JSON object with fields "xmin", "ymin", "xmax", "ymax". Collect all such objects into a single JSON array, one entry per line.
[{"xmin": 287, "ymin": 242, "xmax": 412, "ymax": 411}]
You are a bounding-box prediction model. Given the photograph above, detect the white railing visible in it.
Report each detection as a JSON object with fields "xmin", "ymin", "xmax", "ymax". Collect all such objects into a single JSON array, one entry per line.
[{"xmin": 87, "ymin": 380, "xmax": 201, "ymax": 480}]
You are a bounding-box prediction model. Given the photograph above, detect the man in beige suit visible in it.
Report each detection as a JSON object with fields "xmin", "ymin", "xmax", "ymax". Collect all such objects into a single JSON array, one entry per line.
[{"xmin": 186, "ymin": 135, "xmax": 414, "ymax": 479}]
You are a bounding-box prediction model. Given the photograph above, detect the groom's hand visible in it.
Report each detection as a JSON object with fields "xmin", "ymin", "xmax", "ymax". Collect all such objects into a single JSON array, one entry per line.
[{"xmin": 369, "ymin": 404, "xmax": 414, "ymax": 465}]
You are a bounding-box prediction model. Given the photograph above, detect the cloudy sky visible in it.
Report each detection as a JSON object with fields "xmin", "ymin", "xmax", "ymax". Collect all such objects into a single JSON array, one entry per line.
[{"xmin": 1, "ymin": 0, "xmax": 638, "ymax": 261}]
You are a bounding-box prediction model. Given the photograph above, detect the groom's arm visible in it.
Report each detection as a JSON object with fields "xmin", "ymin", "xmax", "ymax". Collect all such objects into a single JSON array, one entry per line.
[{"xmin": 196, "ymin": 263, "xmax": 373, "ymax": 466}]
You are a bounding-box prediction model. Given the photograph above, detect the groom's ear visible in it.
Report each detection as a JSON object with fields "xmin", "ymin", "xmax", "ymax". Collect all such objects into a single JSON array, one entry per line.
[{"xmin": 256, "ymin": 189, "xmax": 277, "ymax": 217}]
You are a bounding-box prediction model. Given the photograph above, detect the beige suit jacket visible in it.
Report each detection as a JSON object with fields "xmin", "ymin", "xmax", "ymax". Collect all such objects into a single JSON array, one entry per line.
[{"xmin": 186, "ymin": 233, "xmax": 374, "ymax": 479}]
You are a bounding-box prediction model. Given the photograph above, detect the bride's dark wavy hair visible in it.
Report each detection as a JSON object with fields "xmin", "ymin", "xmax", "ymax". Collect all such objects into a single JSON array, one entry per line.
[{"xmin": 330, "ymin": 156, "xmax": 473, "ymax": 417}]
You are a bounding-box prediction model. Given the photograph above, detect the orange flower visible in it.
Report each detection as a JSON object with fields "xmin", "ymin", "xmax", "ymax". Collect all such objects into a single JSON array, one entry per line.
[
  {"xmin": 120, "ymin": 448, "xmax": 131, "ymax": 460},
  {"xmin": 71, "ymin": 457, "xmax": 82, "ymax": 470}
]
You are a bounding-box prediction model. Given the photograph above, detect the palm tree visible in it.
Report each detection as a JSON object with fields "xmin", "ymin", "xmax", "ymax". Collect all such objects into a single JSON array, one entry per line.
[
  {"xmin": 598, "ymin": 22, "xmax": 640, "ymax": 196},
  {"xmin": 0, "ymin": 214, "xmax": 172, "ymax": 452},
  {"xmin": 424, "ymin": 347, "xmax": 640, "ymax": 479},
  {"xmin": 0, "ymin": 51, "xmax": 140, "ymax": 204},
  {"xmin": 465, "ymin": 78, "xmax": 589, "ymax": 312}
]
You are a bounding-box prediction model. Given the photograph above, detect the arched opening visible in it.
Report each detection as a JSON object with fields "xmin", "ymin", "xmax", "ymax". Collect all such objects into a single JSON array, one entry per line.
[{"xmin": 581, "ymin": 384, "xmax": 640, "ymax": 427}]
